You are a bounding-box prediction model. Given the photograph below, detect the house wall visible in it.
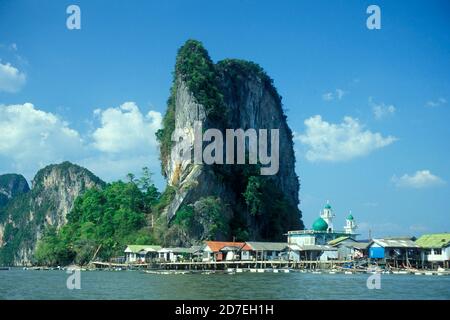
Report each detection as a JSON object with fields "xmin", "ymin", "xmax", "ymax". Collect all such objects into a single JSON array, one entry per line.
[
  {"xmin": 369, "ymin": 244, "xmax": 385, "ymax": 259},
  {"xmin": 289, "ymin": 251, "xmax": 300, "ymax": 261},
  {"xmin": 288, "ymin": 235, "xmax": 316, "ymax": 246},
  {"xmin": 225, "ymin": 251, "xmax": 237, "ymax": 261},
  {"xmin": 424, "ymin": 246, "xmax": 450, "ymax": 262},
  {"xmin": 202, "ymin": 251, "xmax": 212, "ymax": 262},
  {"xmin": 241, "ymin": 251, "xmax": 251, "ymax": 261},
  {"xmin": 126, "ymin": 252, "xmax": 137, "ymax": 263},
  {"xmin": 337, "ymin": 246, "xmax": 353, "ymax": 260},
  {"xmin": 320, "ymin": 250, "xmax": 338, "ymax": 261}
]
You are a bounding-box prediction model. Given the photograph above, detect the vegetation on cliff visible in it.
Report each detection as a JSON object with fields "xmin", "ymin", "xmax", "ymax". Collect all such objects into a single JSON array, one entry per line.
[
  {"xmin": 1, "ymin": 40, "xmax": 304, "ymax": 265},
  {"xmin": 216, "ymin": 58, "xmax": 282, "ymax": 104},
  {"xmin": 156, "ymin": 39, "xmax": 227, "ymax": 176},
  {"xmin": 156, "ymin": 40, "xmax": 303, "ymax": 244},
  {"xmin": 35, "ymin": 177, "xmax": 158, "ymax": 265},
  {"xmin": 0, "ymin": 162, "xmax": 105, "ymax": 266},
  {"xmin": 0, "ymin": 174, "xmax": 29, "ymax": 208}
]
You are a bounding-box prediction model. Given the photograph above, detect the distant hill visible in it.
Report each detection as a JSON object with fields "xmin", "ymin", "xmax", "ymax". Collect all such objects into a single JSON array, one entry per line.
[
  {"xmin": 0, "ymin": 162, "xmax": 105, "ymax": 266},
  {"xmin": 0, "ymin": 174, "xmax": 30, "ymax": 208}
]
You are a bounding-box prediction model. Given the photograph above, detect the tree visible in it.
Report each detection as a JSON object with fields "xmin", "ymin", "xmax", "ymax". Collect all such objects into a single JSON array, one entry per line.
[
  {"xmin": 33, "ymin": 170, "xmax": 161, "ymax": 266},
  {"xmin": 243, "ymin": 176, "xmax": 263, "ymax": 216},
  {"xmin": 126, "ymin": 173, "xmax": 135, "ymax": 183}
]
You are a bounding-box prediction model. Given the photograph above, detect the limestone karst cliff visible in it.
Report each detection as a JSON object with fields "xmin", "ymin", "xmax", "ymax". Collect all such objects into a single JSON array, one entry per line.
[
  {"xmin": 0, "ymin": 174, "xmax": 30, "ymax": 209},
  {"xmin": 156, "ymin": 40, "xmax": 304, "ymax": 245},
  {"xmin": 0, "ymin": 162, "xmax": 104, "ymax": 265}
]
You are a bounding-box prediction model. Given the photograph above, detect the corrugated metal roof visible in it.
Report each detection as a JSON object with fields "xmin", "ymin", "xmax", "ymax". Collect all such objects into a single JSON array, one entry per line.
[
  {"xmin": 328, "ymin": 236, "xmax": 351, "ymax": 246},
  {"xmin": 125, "ymin": 245, "xmax": 162, "ymax": 253},
  {"xmin": 415, "ymin": 233, "xmax": 450, "ymax": 248},
  {"xmin": 158, "ymin": 247, "xmax": 195, "ymax": 254},
  {"xmin": 246, "ymin": 242, "xmax": 288, "ymax": 251},
  {"xmin": 204, "ymin": 241, "xmax": 251, "ymax": 252},
  {"xmin": 372, "ymin": 239, "xmax": 419, "ymax": 248}
]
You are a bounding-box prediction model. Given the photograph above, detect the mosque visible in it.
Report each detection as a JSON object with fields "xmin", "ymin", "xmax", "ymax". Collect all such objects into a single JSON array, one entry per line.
[{"xmin": 287, "ymin": 201, "xmax": 358, "ymax": 247}]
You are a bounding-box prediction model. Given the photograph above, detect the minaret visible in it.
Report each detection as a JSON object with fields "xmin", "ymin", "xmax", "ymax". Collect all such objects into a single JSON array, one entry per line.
[
  {"xmin": 320, "ymin": 200, "xmax": 335, "ymax": 232},
  {"xmin": 344, "ymin": 211, "xmax": 357, "ymax": 234}
]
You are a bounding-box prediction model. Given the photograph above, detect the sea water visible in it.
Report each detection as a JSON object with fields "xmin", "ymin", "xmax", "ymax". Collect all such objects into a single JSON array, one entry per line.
[{"xmin": 0, "ymin": 269, "xmax": 449, "ymax": 300}]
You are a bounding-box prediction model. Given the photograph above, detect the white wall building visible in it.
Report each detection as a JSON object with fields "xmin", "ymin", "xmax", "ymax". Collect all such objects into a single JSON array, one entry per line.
[{"xmin": 415, "ymin": 233, "xmax": 450, "ymax": 267}]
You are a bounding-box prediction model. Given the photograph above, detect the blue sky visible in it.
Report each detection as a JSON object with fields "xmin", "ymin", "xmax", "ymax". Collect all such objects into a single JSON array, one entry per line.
[{"xmin": 0, "ymin": 0, "xmax": 449, "ymax": 237}]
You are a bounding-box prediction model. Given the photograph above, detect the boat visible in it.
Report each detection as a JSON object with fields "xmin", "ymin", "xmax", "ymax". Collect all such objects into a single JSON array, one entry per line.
[
  {"xmin": 273, "ymin": 269, "xmax": 279, "ymax": 273},
  {"xmin": 344, "ymin": 271, "xmax": 353, "ymax": 275},
  {"xmin": 0, "ymin": 267, "xmax": 9, "ymax": 271},
  {"xmin": 257, "ymin": 268, "xmax": 265, "ymax": 273},
  {"xmin": 236, "ymin": 268, "xmax": 243, "ymax": 273}
]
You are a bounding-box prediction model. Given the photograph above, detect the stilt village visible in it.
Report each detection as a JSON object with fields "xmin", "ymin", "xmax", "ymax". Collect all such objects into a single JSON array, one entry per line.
[{"xmin": 80, "ymin": 202, "xmax": 450, "ymax": 276}]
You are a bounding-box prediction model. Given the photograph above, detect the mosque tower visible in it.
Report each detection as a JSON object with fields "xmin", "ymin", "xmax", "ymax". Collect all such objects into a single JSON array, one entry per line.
[
  {"xmin": 320, "ymin": 201, "xmax": 335, "ymax": 232},
  {"xmin": 344, "ymin": 211, "xmax": 357, "ymax": 234}
]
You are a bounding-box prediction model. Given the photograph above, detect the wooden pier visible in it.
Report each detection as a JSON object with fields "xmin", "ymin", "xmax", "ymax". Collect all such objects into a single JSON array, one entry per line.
[{"xmin": 90, "ymin": 259, "xmax": 354, "ymax": 271}]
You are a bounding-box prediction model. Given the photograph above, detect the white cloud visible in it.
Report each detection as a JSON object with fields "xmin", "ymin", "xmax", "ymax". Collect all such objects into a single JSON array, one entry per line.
[
  {"xmin": 0, "ymin": 103, "xmax": 84, "ymax": 175},
  {"xmin": 425, "ymin": 97, "xmax": 447, "ymax": 108},
  {"xmin": 0, "ymin": 62, "xmax": 26, "ymax": 93},
  {"xmin": 392, "ymin": 170, "xmax": 446, "ymax": 189},
  {"xmin": 322, "ymin": 89, "xmax": 346, "ymax": 101},
  {"xmin": 296, "ymin": 115, "xmax": 397, "ymax": 162},
  {"xmin": 0, "ymin": 102, "xmax": 163, "ymax": 183},
  {"xmin": 322, "ymin": 92, "xmax": 334, "ymax": 101},
  {"xmin": 335, "ymin": 89, "xmax": 345, "ymax": 100},
  {"xmin": 369, "ymin": 97, "xmax": 396, "ymax": 120},
  {"xmin": 92, "ymin": 102, "xmax": 162, "ymax": 153}
]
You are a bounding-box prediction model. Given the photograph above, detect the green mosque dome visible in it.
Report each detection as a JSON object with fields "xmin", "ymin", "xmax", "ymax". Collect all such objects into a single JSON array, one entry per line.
[
  {"xmin": 312, "ymin": 217, "xmax": 328, "ymax": 231},
  {"xmin": 347, "ymin": 214, "xmax": 354, "ymax": 220},
  {"xmin": 324, "ymin": 203, "xmax": 332, "ymax": 209}
]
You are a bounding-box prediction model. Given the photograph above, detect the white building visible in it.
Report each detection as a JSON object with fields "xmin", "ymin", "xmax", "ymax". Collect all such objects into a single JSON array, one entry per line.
[
  {"xmin": 344, "ymin": 212, "xmax": 357, "ymax": 234},
  {"xmin": 287, "ymin": 202, "xmax": 358, "ymax": 262},
  {"xmin": 124, "ymin": 245, "xmax": 162, "ymax": 263},
  {"xmin": 288, "ymin": 202, "xmax": 358, "ymax": 247},
  {"xmin": 158, "ymin": 247, "xmax": 197, "ymax": 262},
  {"xmin": 415, "ymin": 233, "xmax": 450, "ymax": 268}
]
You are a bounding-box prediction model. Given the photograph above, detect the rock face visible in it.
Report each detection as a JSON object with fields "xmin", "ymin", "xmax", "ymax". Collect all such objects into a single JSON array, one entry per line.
[
  {"xmin": 0, "ymin": 162, "xmax": 104, "ymax": 265},
  {"xmin": 0, "ymin": 174, "xmax": 30, "ymax": 209},
  {"xmin": 157, "ymin": 40, "xmax": 303, "ymax": 245}
]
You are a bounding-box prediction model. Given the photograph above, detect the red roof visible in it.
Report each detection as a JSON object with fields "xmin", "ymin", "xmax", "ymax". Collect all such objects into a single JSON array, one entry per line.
[{"xmin": 204, "ymin": 241, "xmax": 251, "ymax": 252}]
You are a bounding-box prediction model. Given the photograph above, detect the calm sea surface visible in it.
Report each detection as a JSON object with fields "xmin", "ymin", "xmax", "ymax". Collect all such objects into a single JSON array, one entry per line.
[{"xmin": 0, "ymin": 269, "xmax": 449, "ymax": 300}]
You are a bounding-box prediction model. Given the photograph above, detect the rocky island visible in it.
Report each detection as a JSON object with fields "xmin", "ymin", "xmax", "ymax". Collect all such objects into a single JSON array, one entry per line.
[{"xmin": 0, "ymin": 40, "xmax": 304, "ymax": 266}]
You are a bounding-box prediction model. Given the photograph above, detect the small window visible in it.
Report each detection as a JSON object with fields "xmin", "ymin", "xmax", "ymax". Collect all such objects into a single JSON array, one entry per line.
[{"xmin": 434, "ymin": 248, "xmax": 442, "ymax": 255}]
